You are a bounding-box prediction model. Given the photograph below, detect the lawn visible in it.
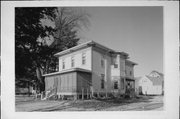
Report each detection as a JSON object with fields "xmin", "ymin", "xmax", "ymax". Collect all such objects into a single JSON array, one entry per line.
[{"xmin": 15, "ymin": 95, "xmax": 163, "ymax": 111}]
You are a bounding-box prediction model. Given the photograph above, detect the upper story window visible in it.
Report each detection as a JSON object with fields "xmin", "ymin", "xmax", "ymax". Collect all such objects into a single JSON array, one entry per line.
[
  {"xmin": 82, "ymin": 52, "xmax": 86, "ymax": 65},
  {"xmin": 114, "ymin": 57, "xmax": 118, "ymax": 68},
  {"xmin": 62, "ymin": 59, "xmax": 65, "ymax": 69},
  {"xmin": 101, "ymin": 55, "xmax": 104, "ymax": 68},
  {"xmin": 101, "ymin": 74, "xmax": 105, "ymax": 89},
  {"xmin": 114, "ymin": 64, "xmax": 118, "ymax": 68},
  {"xmin": 71, "ymin": 56, "xmax": 75, "ymax": 67},
  {"xmin": 130, "ymin": 71, "xmax": 132, "ymax": 76}
]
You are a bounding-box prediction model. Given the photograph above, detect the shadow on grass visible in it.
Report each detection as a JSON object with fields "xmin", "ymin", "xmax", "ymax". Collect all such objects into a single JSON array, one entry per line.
[
  {"xmin": 15, "ymin": 98, "xmax": 41, "ymax": 105},
  {"xmin": 31, "ymin": 101, "xmax": 71, "ymax": 112},
  {"xmin": 29, "ymin": 96, "xmax": 155, "ymax": 111},
  {"xmin": 69, "ymin": 96, "xmax": 153, "ymax": 111}
]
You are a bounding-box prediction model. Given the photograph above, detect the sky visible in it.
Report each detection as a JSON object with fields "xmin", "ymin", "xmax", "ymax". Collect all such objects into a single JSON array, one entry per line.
[{"xmin": 78, "ymin": 7, "xmax": 163, "ymax": 77}]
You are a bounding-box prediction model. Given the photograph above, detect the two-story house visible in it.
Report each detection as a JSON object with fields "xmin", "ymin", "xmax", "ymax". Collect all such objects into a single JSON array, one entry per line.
[{"xmin": 43, "ymin": 40, "xmax": 137, "ymax": 100}]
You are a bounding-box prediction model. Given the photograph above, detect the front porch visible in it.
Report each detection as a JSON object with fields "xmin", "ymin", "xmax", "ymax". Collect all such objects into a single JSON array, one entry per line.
[
  {"xmin": 125, "ymin": 78, "xmax": 135, "ymax": 98},
  {"xmin": 43, "ymin": 68, "xmax": 92, "ymax": 100}
]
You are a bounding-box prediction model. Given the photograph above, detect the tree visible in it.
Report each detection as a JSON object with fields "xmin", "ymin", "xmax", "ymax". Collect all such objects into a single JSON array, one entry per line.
[
  {"xmin": 45, "ymin": 7, "xmax": 90, "ymax": 73},
  {"xmin": 15, "ymin": 7, "xmax": 57, "ymax": 92},
  {"xmin": 52, "ymin": 8, "xmax": 90, "ymax": 49},
  {"xmin": 15, "ymin": 7, "xmax": 90, "ymax": 93}
]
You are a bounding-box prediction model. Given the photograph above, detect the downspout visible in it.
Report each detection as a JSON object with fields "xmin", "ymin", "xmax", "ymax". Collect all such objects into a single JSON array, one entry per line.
[
  {"xmin": 104, "ymin": 52, "xmax": 108, "ymax": 98},
  {"xmin": 91, "ymin": 46, "xmax": 94, "ymax": 98}
]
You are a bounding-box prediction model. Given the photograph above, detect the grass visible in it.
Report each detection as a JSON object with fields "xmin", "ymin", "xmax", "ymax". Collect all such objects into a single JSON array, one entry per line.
[{"xmin": 15, "ymin": 95, "xmax": 163, "ymax": 111}]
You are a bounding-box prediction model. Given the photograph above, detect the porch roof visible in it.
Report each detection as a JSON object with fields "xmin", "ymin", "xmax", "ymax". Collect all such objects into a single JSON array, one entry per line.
[
  {"xmin": 126, "ymin": 60, "xmax": 138, "ymax": 65},
  {"xmin": 43, "ymin": 68, "xmax": 91, "ymax": 77},
  {"xmin": 125, "ymin": 77, "xmax": 135, "ymax": 81}
]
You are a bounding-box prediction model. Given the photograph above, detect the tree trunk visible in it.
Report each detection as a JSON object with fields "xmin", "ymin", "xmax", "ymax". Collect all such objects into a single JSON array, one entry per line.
[
  {"xmin": 36, "ymin": 67, "xmax": 45, "ymax": 93},
  {"xmin": 45, "ymin": 59, "xmax": 50, "ymax": 74},
  {"xmin": 28, "ymin": 82, "xmax": 30, "ymax": 97}
]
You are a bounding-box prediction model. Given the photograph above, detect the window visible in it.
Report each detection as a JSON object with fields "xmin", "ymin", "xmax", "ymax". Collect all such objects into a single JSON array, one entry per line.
[
  {"xmin": 114, "ymin": 64, "xmax": 118, "ymax": 68},
  {"xmin": 130, "ymin": 71, "xmax": 132, "ymax": 76},
  {"xmin": 71, "ymin": 56, "xmax": 75, "ymax": 67},
  {"xmin": 82, "ymin": 53, "xmax": 86, "ymax": 65},
  {"xmin": 101, "ymin": 56, "xmax": 104, "ymax": 68},
  {"xmin": 56, "ymin": 61, "xmax": 59, "ymax": 71},
  {"xmin": 101, "ymin": 74, "xmax": 105, "ymax": 89},
  {"xmin": 121, "ymin": 78, "xmax": 124, "ymax": 89},
  {"xmin": 101, "ymin": 59, "xmax": 104, "ymax": 67},
  {"xmin": 62, "ymin": 59, "xmax": 65, "ymax": 69},
  {"xmin": 114, "ymin": 81, "xmax": 118, "ymax": 89},
  {"xmin": 114, "ymin": 57, "xmax": 118, "ymax": 68}
]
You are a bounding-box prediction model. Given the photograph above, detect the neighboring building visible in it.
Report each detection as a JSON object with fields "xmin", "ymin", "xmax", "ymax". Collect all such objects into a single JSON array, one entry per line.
[
  {"xmin": 43, "ymin": 41, "xmax": 137, "ymax": 99},
  {"xmin": 136, "ymin": 71, "xmax": 164, "ymax": 95},
  {"xmin": 148, "ymin": 70, "xmax": 163, "ymax": 78},
  {"xmin": 15, "ymin": 78, "xmax": 36, "ymax": 95},
  {"xmin": 134, "ymin": 77, "xmax": 141, "ymax": 95}
]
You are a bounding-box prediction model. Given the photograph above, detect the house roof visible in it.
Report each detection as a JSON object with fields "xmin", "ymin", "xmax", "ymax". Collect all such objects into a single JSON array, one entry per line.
[
  {"xmin": 43, "ymin": 68, "xmax": 91, "ymax": 77},
  {"xmin": 54, "ymin": 40, "xmax": 130, "ymax": 58},
  {"xmin": 54, "ymin": 40, "xmax": 93, "ymax": 57},
  {"xmin": 146, "ymin": 75, "xmax": 163, "ymax": 85},
  {"xmin": 149, "ymin": 70, "xmax": 164, "ymax": 77}
]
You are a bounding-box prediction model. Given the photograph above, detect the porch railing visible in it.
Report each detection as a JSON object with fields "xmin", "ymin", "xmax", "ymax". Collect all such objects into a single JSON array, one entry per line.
[{"xmin": 41, "ymin": 87, "xmax": 57, "ymax": 100}]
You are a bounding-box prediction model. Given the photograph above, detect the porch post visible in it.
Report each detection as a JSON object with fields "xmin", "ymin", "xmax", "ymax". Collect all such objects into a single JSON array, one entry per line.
[
  {"xmin": 91, "ymin": 86, "xmax": 93, "ymax": 98},
  {"xmin": 97, "ymin": 91, "xmax": 100, "ymax": 98},
  {"xmin": 82, "ymin": 88, "xmax": 84, "ymax": 100},
  {"xmin": 105, "ymin": 89, "xmax": 108, "ymax": 98},
  {"xmin": 87, "ymin": 88, "xmax": 89, "ymax": 99}
]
